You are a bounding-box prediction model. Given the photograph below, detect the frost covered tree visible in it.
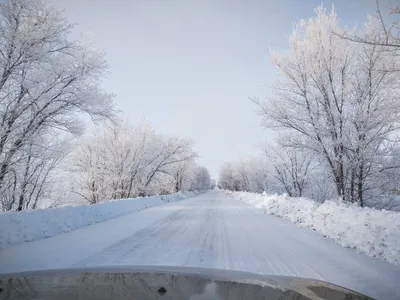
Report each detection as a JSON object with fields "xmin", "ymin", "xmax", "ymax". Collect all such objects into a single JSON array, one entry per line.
[
  {"xmin": 189, "ymin": 166, "xmax": 211, "ymax": 191},
  {"xmin": 253, "ymin": 5, "xmax": 400, "ymax": 206},
  {"xmin": 0, "ymin": 0, "xmax": 115, "ymax": 210},
  {"xmin": 169, "ymin": 161, "xmax": 192, "ymax": 192},
  {"xmin": 0, "ymin": 136, "xmax": 68, "ymax": 211},
  {"xmin": 72, "ymin": 121, "xmax": 200, "ymax": 203},
  {"xmin": 218, "ymin": 157, "xmax": 269, "ymax": 193},
  {"xmin": 218, "ymin": 146, "xmax": 334, "ymax": 201},
  {"xmin": 168, "ymin": 161, "xmax": 212, "ymax": 192},
  {"xmin": 339, "ymin": 1, "xmax": 400, "ymax": 58},
  {"xmin": 264, "ymin": 143, "xmax": 312, "ymax": 197},
  {"xmin": 241, "ymin": 157, "xmax": 270, "ymax": 193},
  {"xmin": 210, "ymin": 179, "xmax": 216, "ymax": 189},
  {"xmin": 218, "ymin": 162, "xmax": 242, "ymax": 191},
  {"xmin": 142, "ymin": 135, "xmax": 197, "ymax": 195},
  {"xmin": 252, "ymin": 6, "xmax": 354, "ymax": 201},
  {"xmin": 345, "ymin": 22, "xmax": 400, "ymax": 205}
]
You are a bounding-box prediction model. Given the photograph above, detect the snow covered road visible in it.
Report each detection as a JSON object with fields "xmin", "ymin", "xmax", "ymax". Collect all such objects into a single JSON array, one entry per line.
[{"xmin": 1, "ymin": 190, "xmax": 399, "ymax": 299}]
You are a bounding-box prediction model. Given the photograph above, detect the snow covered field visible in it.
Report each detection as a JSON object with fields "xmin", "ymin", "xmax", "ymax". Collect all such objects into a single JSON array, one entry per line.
[
  {"xmin": 1, "ymin": 190, "xmax": 399, "ymax": 299},
  {"xmin": 227, "ymin": 191, "xmax": 400, "ymax": 266},
  {"xmin": 0, "ymin": 191, "xmax": 197, "ymax": 250}
]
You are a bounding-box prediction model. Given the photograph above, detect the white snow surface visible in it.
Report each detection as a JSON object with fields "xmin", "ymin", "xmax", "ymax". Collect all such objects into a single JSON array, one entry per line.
[
  {"xmin": 1, "ymin": 190, "xmax": 399, "ymax": 299},
  {"xmin": 0, "ymin": 191, "xmax": 197, "ymax": 250},
  {"xmin": 228, "ymin": 191, "xmax": 400, "ymax": 266}
]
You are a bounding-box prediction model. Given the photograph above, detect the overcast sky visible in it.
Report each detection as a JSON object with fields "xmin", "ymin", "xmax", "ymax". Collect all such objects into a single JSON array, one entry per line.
[{"xmin": 55, "ymin": 0, "xmax": 387, "ymax": 178}]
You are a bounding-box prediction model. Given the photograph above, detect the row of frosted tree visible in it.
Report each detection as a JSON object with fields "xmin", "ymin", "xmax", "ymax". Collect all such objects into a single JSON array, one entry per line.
[
  {"xmin": 71, "ymin": 121, "xmax": 212, "ymax": 205},
  {"xmin": 220, "ymin": 4, "xmax": 400, "ymax": 210},
  {"xmin": 0, "ymin": 0, "xmax": 211, "ymax": 211}
]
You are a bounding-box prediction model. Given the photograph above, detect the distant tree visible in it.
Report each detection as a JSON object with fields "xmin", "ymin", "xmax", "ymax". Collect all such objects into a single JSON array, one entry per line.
[
  {"xmin": 210, "ymin": 179, "xmax": 216, "ymax": 189},
  {"xmin": 189, "ymin": 166, "xmax": 211, "ymax": 191},
  {"xmin": 218, "ymin": 157, "xmax": 269, "ymax": 193},
  {"xmin": 218, "ymin": 163, "xmax": 241, "ymax": 191},
  {"xmin": 72, "ymin": 121, "xmax": 199, "ymax": 203}
]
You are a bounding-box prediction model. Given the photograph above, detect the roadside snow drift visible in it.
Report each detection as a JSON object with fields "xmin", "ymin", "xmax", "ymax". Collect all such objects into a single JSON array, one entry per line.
[
  {"xmin": 227, "ymin": 191, "xmax": 400, "ymax": 266},
  {"xmin": 0, "ymin": 191, "xmax": 197, "ymax": 250}
]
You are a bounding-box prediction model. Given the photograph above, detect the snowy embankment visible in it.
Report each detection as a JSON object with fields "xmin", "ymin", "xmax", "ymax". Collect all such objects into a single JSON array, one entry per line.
[
  {"xmin": 227, "ymin": 191, "xmax": 400, "ymax": 266},
  {"xmin": 0, "ymin": 191, "xmax": 197, "ymax": 250}
]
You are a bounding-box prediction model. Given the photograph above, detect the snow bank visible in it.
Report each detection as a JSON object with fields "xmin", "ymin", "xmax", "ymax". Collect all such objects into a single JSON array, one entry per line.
[
  {"xmin": 227, "ymin": 191, "xmax": 400, "ymax": 266},
  {"xmin": 0, "ymin": 191, "xmax": 197, "ymax": 250}
]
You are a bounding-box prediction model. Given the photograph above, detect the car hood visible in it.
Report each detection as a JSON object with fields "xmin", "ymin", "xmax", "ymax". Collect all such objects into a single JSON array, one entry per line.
[{"xmin": 0, "ymin": 265, "xmax": 373, "ymax": 300}]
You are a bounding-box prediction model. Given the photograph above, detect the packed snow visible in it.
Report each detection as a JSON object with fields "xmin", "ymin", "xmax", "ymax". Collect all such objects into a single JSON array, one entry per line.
[
  {"xmin": 1, "ymin": 191, "xmax": 399, "ymax": 299},
  {"xmin": 227, "ymin": 191, "xmax": 400, "ymax": 266},
  {"xmin": 0, "ymin": 191, "xmax": 197, "ymax": 250}
]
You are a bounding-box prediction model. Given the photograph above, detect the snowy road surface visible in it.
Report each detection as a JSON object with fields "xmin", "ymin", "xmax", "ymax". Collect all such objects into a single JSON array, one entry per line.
[{"xmin": 1, "ymin": 191, "xmax": 399, "ymax": 299}]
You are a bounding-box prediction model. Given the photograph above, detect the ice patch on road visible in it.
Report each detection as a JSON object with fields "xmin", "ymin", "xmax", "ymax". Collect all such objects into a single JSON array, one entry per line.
[
  {"xmin": 0, "ymin": 191, "xmax": 197, "ymax": 250},
  {"xmin": 227, "ymin": 191, "xmax": 400, "ymax": 266}
]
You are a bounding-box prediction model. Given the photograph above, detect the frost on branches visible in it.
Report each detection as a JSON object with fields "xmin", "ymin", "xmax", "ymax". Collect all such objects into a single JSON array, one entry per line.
[
  {"xmin": 71, "ymin": 121, "xmax": 211, "ymax": 204},
  {"xmin": 0, "ymin": 0, "xmax": 115, "ymax": 211},
  {"xmin": 0, "ymin": 0, "xmax": 212, "ymax": 211},
  {"xmin": 238, "ymin": 5, "xmax": 400, "ymax": 209},
  {"xmin": 218, "ymin": 157, "xmax": 270, "ymax": 194}
]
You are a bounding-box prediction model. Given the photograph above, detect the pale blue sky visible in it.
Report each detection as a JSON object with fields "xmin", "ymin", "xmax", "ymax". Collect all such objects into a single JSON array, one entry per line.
[{"xmin": 55, "ymin": 0, "xmax": 389, "ymax": 178}]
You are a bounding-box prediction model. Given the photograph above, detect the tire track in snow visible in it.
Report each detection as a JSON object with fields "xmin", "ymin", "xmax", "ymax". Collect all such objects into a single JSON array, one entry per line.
[{"xmin": 1, "ymin": 191, "xmax": 399, "ymax": 299}]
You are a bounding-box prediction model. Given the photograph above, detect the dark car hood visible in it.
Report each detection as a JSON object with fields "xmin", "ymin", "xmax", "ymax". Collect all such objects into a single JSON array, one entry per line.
[{"xmin": 0, "ymin": 265, "xmax": 373, "ymax": 300}]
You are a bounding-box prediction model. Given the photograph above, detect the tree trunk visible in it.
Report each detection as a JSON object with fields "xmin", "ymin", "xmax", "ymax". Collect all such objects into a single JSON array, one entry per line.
[
  {"xmin": 17, "ymin": 194, "xmax": 24, "ymax": 211},
  {"xmin": 357, "ymin": 163, "xmax": 364, "ymax": 207},
  {"xmin": 350, "ymin": 167, "xmax": 355, "ymax": 203}
]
